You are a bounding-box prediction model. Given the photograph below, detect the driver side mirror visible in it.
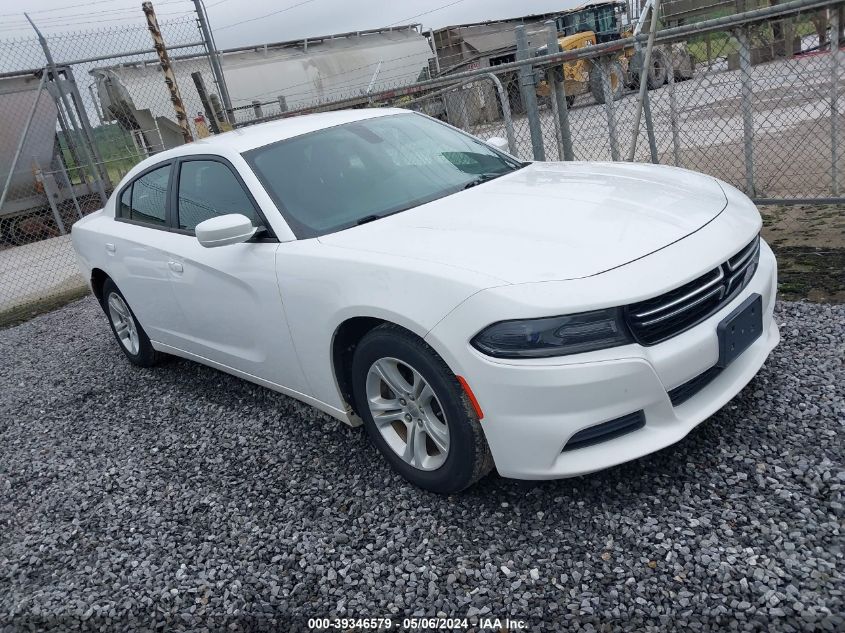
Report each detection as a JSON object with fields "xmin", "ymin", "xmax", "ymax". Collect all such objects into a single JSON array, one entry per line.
[
  {"xmin": 486, "ymin": 136, "xmax": 510, "ymax": 153},
  {"xmin": 195, "ymin": 214, "xmax": 257, "ymax": 248}
]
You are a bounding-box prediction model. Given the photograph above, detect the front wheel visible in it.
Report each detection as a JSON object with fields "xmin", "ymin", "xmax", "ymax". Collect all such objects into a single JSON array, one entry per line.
[{"xmin": 351, "ymin": 325, "xmax": 493, "ymax": 493}]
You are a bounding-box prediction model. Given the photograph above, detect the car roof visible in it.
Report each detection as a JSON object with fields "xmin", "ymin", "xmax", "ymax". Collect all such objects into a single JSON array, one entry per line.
[{"xmin": 172, "ymin": 107, "xmax": 412, "ymax": 156}]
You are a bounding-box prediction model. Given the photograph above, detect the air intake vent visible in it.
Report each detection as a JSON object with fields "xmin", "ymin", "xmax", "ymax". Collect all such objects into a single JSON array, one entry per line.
[
  {"xmin": 562, "ymin": 411, "xmax": 645, "ymax": 452},
  {"xmin": 625, "ymin": 236, "xmax": 760, "ymax": 345}
]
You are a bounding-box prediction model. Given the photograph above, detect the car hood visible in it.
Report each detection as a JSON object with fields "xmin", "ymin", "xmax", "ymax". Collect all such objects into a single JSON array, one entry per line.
[{"xmin": 319, "ymin": 161, "xmax": 727, "ymax": 284}]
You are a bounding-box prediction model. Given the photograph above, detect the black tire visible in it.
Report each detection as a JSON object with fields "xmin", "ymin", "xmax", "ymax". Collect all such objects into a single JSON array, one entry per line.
[
  {"xmin": 566, "ymin": 94, "xmax": 575, "ymax": 109},
  {"xmin": 647, "ymin": 48, "xmax": 669, "ymax": 89},
  {"xmin": 351, "ymin": 324, "xmax": 494, "ymax": 494},
  {"xmin": 101, "ymin": 278, "xmax": 163, "ymax": 367}
]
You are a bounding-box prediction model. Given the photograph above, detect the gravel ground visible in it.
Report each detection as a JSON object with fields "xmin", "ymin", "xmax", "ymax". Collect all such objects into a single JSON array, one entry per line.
[{"xmin": 0, "ymin": 298, "xmax": 842, "ymax": 632}]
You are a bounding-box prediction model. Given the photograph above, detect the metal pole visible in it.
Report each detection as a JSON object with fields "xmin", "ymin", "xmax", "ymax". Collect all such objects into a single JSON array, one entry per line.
[
  {"xmin": 143, "ymin": 2, "xmax": 193, "ymax": 144},
  {"xmin": 33, "ymin": 158, "xmax": 66, "ymax": 235},
  {"xmin": 0, "ymin": 71, "xmax": 47, "ymax": 214},
  {"xmin": 736, "ymin": 27, "xmax": 756, "ymax": 196},
  {"xmin": 54, "ymin": 94, "xmax": 85, "ymax": 185},
  {"xmin": 545, "ymin": 23, "xmax": 564, "ymax": 160},
  {"xmin": 484, "ymin": 74, "xmax": 518, "ymax": 155},
  {"xmin": 515, "ymin": 25, "xmax": 545, "ymax": 161},
  {"xmin": 598, "ymin": 60, "xmax": 620, "ymax": 161},
  {"xmin": 87, "ymin": 83, "xmax": 105, "ymax": 124},
  {"xmin": 191, "ymin": 71, "xmax": 221, "ymax": 134},
  {"xmin": 193, "ymin": 0, "xmax": 234, "ymax": 124},
  {"xmin": 666, "ymin": 45, "xmax": 681, "ymax": 166},
  {"xmin": 55, "ymin": 158, "xmax": 84, "ymax": 221},
  {"xmin": 65, "ymin": 67, "xmax": 111, "ymax": 189},
  {"xmin": 252, "ymin": 100, "xmax": 263, "ymax": 119},
  {"xmin": 831, "ymin": 9, "xmax": 841, "ymax": 196},
  {"xmin": 546, "ymin": 21, "xmax": 575, "ymax": 161},
  {"xmin": 628, "ymin": 0, "xmax": 660, "ymax": 161},
  {"xmin": 641, "ymin": 90, "xmax": 659, "ymax": 163},
  {"xmin": 428, "ymin": 28, "xmax": 441, "ymax": 76},
  {"xmin": 25, "ymin": 14, "xmax": 108, "ymax": 205}
]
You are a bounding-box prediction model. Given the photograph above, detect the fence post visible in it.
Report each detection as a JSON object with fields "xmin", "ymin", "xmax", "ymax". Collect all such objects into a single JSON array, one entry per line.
[
  {"xmin": 545, "ymin": 21, "xmax": 575, "ymax": 161},
  {"xmin": 484, "ymin": 73, "xmax": 518, "ymax": 155},
  {"xmin": 515, "ymin": 25, "xmax": 546, "ymax": 161},
  {"xmin": 665, "ymin": 45, "xmax": 682, "ymax": 166},
  {"xmin": 627, "ymin": 0, "xmax": 659, "ymax": 162},
  {"xmin": 735, "ymin": 27, "xmax": 756, "ymax": 197},
  {"xmin": 191, "ymin": 71, "xmax": 221, "ymax": 134},
  {"xmin": 598, "ymin": 59, "xmax": 620, "ymax": 161},
  {"xmin": 831, "ymin": 9, "xmax": 841, "ymax": 196},
  {"xmin": 143, "ymin": 2, "xmax": 193, "ymax": 144},
  {"xmin": 193, "ymin": 0, "xmax": 234, "ymax": 125}
]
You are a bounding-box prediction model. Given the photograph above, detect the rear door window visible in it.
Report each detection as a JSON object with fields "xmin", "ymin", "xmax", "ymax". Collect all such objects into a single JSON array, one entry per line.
[{"xmin": 123, "ymin": 165, "xmax": 170, "ymax": 227}]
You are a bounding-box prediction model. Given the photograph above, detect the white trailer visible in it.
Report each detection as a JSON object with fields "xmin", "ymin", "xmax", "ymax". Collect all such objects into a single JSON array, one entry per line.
[{"xmin": 91, "ymin": 25, "xmax": 434, "ymax": 150}]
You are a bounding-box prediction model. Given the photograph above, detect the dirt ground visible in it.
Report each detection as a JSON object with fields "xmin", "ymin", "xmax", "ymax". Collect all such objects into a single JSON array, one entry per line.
[{"xmin": 760, "ymin": 203, "xmax": 845, "ymax": 302}]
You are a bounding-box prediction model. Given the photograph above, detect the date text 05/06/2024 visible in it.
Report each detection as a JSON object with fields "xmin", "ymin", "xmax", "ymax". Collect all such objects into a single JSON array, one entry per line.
[{"xmin": 307, "ymin": 617, "xmax": 529, "ymax": 630}]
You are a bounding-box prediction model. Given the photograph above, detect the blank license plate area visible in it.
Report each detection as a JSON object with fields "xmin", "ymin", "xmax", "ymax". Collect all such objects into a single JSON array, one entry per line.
[{"xmin": 716, "ymin": 294, "xmax": 763, "ymax": 368}]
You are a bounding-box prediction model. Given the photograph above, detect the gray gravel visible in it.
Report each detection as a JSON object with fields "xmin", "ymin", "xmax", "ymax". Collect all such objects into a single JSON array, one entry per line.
[{"xmin": 0, "ymin": 297, "xmax": 842, "ymax": 632}]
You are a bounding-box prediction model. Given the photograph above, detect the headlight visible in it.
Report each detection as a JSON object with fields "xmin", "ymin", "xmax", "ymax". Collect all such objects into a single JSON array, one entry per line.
[{"xmin": 470, "ymin": 308, "xmax": 633, "ymax": 358}]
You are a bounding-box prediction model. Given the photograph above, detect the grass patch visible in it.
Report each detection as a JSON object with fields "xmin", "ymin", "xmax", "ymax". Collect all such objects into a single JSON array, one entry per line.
[{"xmin": 0, "ymin": 285, "xmax": 91, "ymax": 329}]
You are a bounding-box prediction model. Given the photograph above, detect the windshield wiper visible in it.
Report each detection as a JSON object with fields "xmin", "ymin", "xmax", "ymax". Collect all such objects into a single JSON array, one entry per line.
[
  {"xmin": 462, "ymin": 173, "xmax": 505, "ymax": 190},
  {"xmin": 356, "ymin": 214, "xmax": 381, "ymax": 225}
]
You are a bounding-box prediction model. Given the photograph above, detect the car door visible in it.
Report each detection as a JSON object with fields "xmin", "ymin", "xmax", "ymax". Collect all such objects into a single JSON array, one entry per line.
[
  {"xmin": 157, "ymin": 155, "xmax": 309, "ymax": 394},
  {"xmin": 109, "ymin": 161, "xmax": 187, "ymax": 346}
]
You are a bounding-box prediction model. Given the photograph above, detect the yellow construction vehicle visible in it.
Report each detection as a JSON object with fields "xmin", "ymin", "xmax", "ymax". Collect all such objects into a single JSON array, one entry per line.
[{"xmin": 536, "ymin": 0, "xmax": 694, "ymax": 106}]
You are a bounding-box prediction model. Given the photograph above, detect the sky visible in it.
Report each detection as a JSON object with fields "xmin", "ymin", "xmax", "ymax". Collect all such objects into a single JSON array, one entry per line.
[{"xmin": 0, "ymin": 0, "xmax": 584, "ymax": 48}]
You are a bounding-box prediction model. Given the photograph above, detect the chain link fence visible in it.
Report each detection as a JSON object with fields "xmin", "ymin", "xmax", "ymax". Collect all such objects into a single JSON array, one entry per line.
[
  {"xmin": 369, "ymin": 2, "xmax": 844, "ymax": 203},
  {"xmin": 0, "ymin": 15, "xmax": 216, "ymax": 324},
  {"xmin": 1, "ymin": 0, "xmax": 843, "ymax": 325}
]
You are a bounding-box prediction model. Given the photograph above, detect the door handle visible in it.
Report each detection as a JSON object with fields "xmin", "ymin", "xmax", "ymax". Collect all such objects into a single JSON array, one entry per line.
[{"xmin": 168, "ymin": 260, "xmax": 184, "ymax": 273}]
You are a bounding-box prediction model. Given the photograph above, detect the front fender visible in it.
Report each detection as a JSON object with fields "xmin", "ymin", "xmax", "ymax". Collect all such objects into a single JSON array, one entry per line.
[{"xmin": 275, "ymin": 240, "xmax": 505, "ymax": 413}]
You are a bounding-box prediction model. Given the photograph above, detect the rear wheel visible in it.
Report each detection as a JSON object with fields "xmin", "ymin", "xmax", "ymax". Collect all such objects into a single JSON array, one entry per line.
[
  {"xmin": 631, "ymin": 48, "xmax": 669, "ymax": 90},
  {"xmin": 351, "ymin": 325, "xmax": 493, "ymax": 493},
  {"xmin": 101, "ymin": 278, "xmax": 163, "ymax": 367},
  {"xmin": 647, "ymin": 48, "xmax": 669, "ymax": 89}
]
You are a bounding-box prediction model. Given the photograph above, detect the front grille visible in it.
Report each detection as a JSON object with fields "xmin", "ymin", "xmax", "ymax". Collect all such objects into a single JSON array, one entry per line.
[
  {"xmin": 562, "ymin": 410, "xmax": 645, "ymax": 452},
  {"xmin": 668, "ymin": 365, "xmax": 722, "ymax": 406},
  {"xmin": 625, "ymin": 236, "xmax": 761, "ymax": 345}
]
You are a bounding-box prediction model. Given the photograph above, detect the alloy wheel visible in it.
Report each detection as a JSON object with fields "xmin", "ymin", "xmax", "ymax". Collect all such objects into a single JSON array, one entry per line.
[
  {"xmin": 107, "ymin": 292, "xmax": 139, "ymax": 355},
  {"xmin": 365, "ymin": 357, "xmax": 450, "ymax": 471}
]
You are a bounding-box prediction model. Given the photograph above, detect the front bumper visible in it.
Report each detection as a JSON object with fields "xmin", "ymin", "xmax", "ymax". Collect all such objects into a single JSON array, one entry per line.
[{"xmin": 426, "ymin": 240, "xmax": 779, "ymax": 480}]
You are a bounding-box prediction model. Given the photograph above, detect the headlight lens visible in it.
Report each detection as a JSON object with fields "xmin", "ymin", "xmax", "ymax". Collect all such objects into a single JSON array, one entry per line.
[{"xmin": 471, "ymin": 308, "xmax": 633, "ymax": 358}]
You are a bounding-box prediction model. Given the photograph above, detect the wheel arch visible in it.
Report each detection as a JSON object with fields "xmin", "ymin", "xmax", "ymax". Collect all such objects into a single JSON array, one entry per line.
[
  {"xmin": 330, "ymin": 314, "xmax": 443, "ymax": 418},
  {"xmin": 90, "ymin": 268, "xmax": 110, "ymax": 305}
]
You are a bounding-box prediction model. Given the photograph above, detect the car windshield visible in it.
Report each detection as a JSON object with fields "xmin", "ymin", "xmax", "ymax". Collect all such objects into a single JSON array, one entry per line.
[{"xmin": 243, "ymin": 113, "xmax": 523, "ymax": 238}]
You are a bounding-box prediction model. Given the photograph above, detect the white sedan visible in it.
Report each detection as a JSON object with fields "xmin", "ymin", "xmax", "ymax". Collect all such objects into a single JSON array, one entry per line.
[{"xmin": 72, "ymin": 108, "xmax": 779, "ymax": 493}]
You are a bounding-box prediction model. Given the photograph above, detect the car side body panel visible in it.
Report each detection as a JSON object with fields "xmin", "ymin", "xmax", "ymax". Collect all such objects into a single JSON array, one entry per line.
[{"xmin": 273, "ymin": 239, "xmax": 508, "ymax": 419}]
